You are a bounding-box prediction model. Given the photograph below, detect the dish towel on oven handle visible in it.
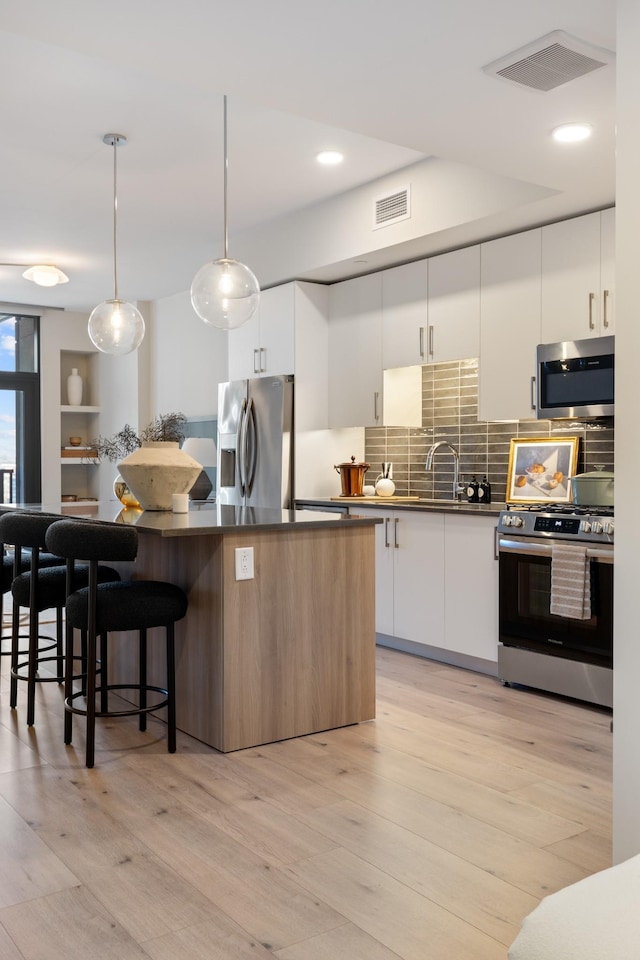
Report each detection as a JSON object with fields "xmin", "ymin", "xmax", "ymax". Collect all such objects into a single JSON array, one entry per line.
[{"xmin": 550, "ymin": 543, "xmax": 592, "ymax": 620}]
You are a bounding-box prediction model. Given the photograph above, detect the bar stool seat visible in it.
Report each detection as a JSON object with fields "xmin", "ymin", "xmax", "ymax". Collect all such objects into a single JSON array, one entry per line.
[
  {"xmin": 45, "ymin": 518, "xmax": 188, "ymax": 768},
  {"xmin": 0, "ymin": 512, "xmax": 119, "ymax": 726}
]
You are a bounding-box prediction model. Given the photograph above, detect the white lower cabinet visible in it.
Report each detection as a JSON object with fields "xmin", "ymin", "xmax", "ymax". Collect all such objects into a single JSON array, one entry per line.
[
  {"xmin": 354, "ymin": 508, "xmax": 444, "ymax": 646},
  {"xmin": 355, "ymin": 508, "xmax": 498, "ymax": 665},
  {"xmin": 443, "ymin": 514, "xmax": 498, "ymax": 662}
]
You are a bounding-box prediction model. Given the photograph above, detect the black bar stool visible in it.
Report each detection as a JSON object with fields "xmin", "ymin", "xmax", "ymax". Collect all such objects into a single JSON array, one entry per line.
[
  {"xmin": 45, "ymin": 519, "xmax": 188, "ymax": 768},
  {"xmin": 0, "ymin": 513, "xmax": 120, "ymax": 726}
]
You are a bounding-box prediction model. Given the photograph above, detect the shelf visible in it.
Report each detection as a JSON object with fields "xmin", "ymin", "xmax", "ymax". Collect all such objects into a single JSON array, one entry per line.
[
  {"xmin": 60, "ymin": 458, "xmax": 99, "ymax": 465},
  {"xmin": 60, "ymin": 405, "xmax": 100, "ymax": 414}
]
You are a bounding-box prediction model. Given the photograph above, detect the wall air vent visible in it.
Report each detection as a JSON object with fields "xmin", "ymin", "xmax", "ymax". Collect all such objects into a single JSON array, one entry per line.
[
  {"xmin": 373, "ymin": 185, "xmax": 410, "ymax": 229},
  {"xmin": 483, "ymin": 30, "xmax": 615, "ymax": 92}
]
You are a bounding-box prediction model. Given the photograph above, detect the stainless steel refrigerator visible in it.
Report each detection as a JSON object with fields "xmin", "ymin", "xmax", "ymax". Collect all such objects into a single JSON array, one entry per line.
[{"xmin": 217, "ymin": 375, "xmax": 294, "ymax": 508}]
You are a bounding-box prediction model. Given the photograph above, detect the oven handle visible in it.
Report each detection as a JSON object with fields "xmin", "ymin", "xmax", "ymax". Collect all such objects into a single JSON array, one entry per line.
[{"xmin": 498, "ymin": 536, "xmax": 613, "ymax": 564}]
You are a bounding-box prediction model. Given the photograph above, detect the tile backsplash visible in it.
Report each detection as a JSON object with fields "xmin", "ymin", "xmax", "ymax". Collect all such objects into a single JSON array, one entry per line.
[{"xmin": 364, "ymin": 358, "xmax": 614, "ymax": 503}]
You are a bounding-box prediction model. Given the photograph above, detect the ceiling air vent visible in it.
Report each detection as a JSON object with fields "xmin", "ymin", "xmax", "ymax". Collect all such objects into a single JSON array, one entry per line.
[
  {"xmin": 483, "ymin": 30, "xmax": 615, "ymax": 92},
  {"xmin": 374, "ymin": 185, "xmax": 410, "ymax": 229}
]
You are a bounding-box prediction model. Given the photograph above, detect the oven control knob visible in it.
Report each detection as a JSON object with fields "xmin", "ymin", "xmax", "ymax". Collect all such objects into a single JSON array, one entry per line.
[
  {"xmin": 602, "ymin": 521, "xmax": 614, "ymax": 535},
  {"xmin": 591, "ymin": 521, "xmax": 604, "ymax": 535},
  {"xmin": 580, "ymin": 520, "xmax": 592, "ymax": 534},
  {"xmin": 511, "ymin": 516, "xmax": 524, "ymax": 528}
]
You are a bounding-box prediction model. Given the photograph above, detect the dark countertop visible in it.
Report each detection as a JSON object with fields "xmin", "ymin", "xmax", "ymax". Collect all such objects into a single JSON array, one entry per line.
[
  {"xmin": 296, "ymin": 497, "xmax": 506, "ymax": 518},
  {"xmin": 5, "ymin": 501, "xmax": 382, "ymax": 537}
]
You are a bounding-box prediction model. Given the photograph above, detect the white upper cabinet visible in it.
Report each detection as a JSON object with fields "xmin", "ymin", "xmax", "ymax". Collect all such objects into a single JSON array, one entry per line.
[
  {"xmin": 228, "ymin": 283, "xmax": 295, "ymax": 381},
  {"xmin": 426, "ymin": 246, "xmax": 481, "ymax": 362},
  {"xmin": 381, "ymin": 260, "xmax": 428, "ymax": 368},
  {"xmin": 329, "ymin": 273, "xmax": 383, "ymax": 428},
  {"xmin": 541, "ymin": 209, "xmax": 615, "ymax": 343},
  {"xmin": 479, "ymin": 228, "xmax": 542, "ymax": 422}
]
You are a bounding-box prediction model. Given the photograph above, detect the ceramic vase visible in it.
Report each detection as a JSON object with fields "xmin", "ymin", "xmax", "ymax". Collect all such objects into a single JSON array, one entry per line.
[
  {"xmin": 117, "ymin": 441, "xmax": 202, "ymax": 511},
  {"xmin": 66, "ymin": 368, "xmax": 83, "ymax": 406}
]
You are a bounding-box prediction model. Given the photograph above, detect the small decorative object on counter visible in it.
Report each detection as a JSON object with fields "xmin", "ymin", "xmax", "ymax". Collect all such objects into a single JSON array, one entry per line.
[
  {"xmin": 334, "ymin": 456, "xmax": 370, "ymax": 497},
  {"xmin": 479, "ymin": 476, "xmax": 492, "ymax": 503},
  {"xmin": 66, "ymin": 367, "xmax": 83, "ymax": 406},
  {"xmin": 466, "ymin": 475, "xmax": 480, "ymax": 503},
  {"xmin": 375, "ymin": 461, "xmax": 395, "ymax": 498},
  {"xmin": 362, "ymin": 485, "xmax": 376, "ymax": 496}
]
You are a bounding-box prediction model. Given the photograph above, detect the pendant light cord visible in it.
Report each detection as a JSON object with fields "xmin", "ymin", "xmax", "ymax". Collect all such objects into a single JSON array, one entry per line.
[
  {"xmin": 112, "ymin": 136, "xmax": 119, "ymax": 300},
  {"xmin": 223, "ymin": 94, "xmax": 229, "ymax": 260}
]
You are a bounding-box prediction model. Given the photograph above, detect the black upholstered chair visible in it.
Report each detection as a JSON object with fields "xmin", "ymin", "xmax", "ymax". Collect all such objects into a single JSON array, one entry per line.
[
  {"xmin": 0, "ymin": 513, "xmax": 67, "ymax": 671},
  {"xmin": 45, "ymin": 519, "xmax": 188, "ymax": 768},
  {"xmin": 0, "ymin": 512, "xmax": 120, "ymax": 727}
]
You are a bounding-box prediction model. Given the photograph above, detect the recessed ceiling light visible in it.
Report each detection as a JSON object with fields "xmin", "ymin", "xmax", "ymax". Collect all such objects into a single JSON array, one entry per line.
[
  {"xmin": 551, "ymin": 122, "xmax": 593, "ymax": 143},
  {"xmin": 316, "ymin": 150, "xmax": 344, "ymax": 165}
]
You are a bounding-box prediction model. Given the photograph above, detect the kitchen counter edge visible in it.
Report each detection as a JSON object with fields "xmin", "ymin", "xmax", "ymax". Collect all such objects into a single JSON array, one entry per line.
[{"xmin": 296, "ymin": 498, "xmax": 505, "ymax": 518}]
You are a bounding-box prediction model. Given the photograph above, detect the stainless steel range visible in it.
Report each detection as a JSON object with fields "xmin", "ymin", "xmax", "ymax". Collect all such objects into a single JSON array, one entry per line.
[{"xmin": 497, "ymin": 504, "xmax": 613, "ymax": 708}]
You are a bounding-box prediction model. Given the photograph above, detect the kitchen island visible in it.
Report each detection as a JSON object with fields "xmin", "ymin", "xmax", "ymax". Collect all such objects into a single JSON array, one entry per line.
[{"xmin": 11, "ymin": 502, "xmax": 379, "ymax": 752}]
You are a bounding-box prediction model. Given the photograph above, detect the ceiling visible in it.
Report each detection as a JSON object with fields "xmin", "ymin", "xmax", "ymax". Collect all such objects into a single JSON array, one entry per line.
[{"xmin": 0, "ymin": 0, "xmax": 616, "ymax": 312}]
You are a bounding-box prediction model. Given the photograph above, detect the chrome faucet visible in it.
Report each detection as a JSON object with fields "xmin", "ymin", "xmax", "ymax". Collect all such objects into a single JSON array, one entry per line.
[{"xmin": 425, "ymin": 440, "xmax": 464, "ymax": 501}]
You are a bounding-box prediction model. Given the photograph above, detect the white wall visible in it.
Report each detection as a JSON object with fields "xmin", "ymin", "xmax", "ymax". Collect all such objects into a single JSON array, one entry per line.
[
  {"xmin": 148, "ymin": 289, "xmax": 227, "ymax": 417},
  {"xmin": 612, "ymin": 0, "xmax": 640, "ymax": 862}
]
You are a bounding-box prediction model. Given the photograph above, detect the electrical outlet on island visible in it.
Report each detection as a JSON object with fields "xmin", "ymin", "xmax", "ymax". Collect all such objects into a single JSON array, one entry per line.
[{"xmin": 235, "ymin": 547, "xmax": 255, "ymax": 581}]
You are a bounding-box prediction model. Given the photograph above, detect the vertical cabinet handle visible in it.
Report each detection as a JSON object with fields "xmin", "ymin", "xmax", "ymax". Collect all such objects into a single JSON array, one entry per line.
[
  {"xmin": 384, "ymin": 517, "xmax": 390, "ymax": 548},
  {"xmin": 394, "ymin": 517, "xmax": 399, "ymax": 548},
  {"xmin": 588, "ymin": 292, "xmax": 596, "ymax": 330},
  {"xmin": 253, "ymin": 348, "xmax": 260, "ymax": 374},
  {"xmin": 374, "ymin": 391, "xmax": 380, "ymax": 422},
  {"xmin": 530, "ymin": 375, "xmax": 536, "ymax": 411},
  {"xmin": 494, "ymin": 525, "xmax": 500, "ymax": 560},
  {"xmin": 603, "ymin": 289, "xmax": 610, "ymax": 328},
  {"xmin": 419, "ymin": 326, "xmax": 425, "ymax": 360},
  {"xmin": 260, "ymin": 347, "xmax": 266, "ymax": 372},
  {"xmin": 428, "ymin": 324, "xmax": 434, "ymax": 358}
]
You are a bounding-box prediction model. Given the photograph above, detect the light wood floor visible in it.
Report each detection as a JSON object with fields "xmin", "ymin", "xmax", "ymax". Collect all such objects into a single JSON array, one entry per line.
[{"xmin": 0, "ymin": 639, "xmax": 611, "ymax": 960}]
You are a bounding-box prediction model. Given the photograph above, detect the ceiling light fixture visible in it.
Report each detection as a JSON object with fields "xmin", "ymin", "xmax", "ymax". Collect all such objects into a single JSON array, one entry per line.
[
  {"xmin": 551, "ymin": 122, "xmax": 593, "ymax": 143},
  {"xmin": 316, "ymin": 150, "xmax": 344, "ymax": 165},
  {"xmin": 22, "ymin": 265, "xmax": 69, "ymax": 287},
  {"xmin": 0, "ymin": 263, "xmax": 69, "ymax": 287},
  {"xmin": 190, "ymin": 95, "xmax": 260, "ymax": 331},
  {"xmin": 87, "ymin": 133, "xmax": 145, "ymax": 356}
]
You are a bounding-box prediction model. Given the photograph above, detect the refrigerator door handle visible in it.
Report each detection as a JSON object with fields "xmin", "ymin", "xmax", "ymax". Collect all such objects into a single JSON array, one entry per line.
[
  {"xmin": 245, "ymin": 397, "xmax": 258, "ymax": 496},
  {"xmin": 237, "ymin": 398, "xmax": 247, "ymax": 497}
]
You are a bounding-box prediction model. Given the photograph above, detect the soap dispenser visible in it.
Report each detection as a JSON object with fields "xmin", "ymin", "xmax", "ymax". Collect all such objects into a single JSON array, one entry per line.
[
  {"xmin": 466, "ymin": 476, "xmax": 479, "ymax": 503},
  {"xmin": 479, "ymin": 476, "xmax": 492, "ymax": 504}
]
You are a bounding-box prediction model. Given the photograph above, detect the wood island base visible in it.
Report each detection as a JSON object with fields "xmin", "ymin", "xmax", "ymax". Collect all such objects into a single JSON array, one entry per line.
[{"xmin": 112, "ymin": 521, "xmax": 376, "ymax": 752}]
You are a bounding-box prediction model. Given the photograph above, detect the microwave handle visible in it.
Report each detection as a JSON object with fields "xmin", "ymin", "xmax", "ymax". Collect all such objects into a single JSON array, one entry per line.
[{"xmin": 530, "ymin": 375, "xmax": 536, "ymax": 411}]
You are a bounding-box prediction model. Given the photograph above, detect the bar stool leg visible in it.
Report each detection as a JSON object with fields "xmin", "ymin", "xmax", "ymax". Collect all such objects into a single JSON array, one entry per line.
[
  {"xmin": 56, "ymin": 606, "xmax": 64, "ymax": 681},
  {"xmin": 26, "ymin": 608, "xmax": 38, "ymax": 728},
  {"xmin": 99, "ymin": 633, "xmax": 108, "ymax": 715},
  {"xmin": 10, "ymin": 594, "xmax": 19, "ymax": 708},
  {"xmin": 85, "ymin": 625, "xmax": 97, "ymax": 769},
  {"xmin": 167, "ymin": 623, "xmax": 176, "ymax": 753},
  {"xmin": 139, "ymin": 628, "xmax": 147, "ymax": 732},
  {"xmin": 64, "ymin": 620, "xmax": 74, "ymax": 745}
]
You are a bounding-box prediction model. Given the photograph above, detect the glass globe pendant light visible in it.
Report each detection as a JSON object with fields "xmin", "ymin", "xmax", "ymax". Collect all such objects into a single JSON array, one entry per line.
[
  {"xmin": 88, "ymin": 133, "xmax": 145, "ymax": 356},
  {"xmin": 190, "ymin": 95, "xmax": 260, "ymax": 330}
]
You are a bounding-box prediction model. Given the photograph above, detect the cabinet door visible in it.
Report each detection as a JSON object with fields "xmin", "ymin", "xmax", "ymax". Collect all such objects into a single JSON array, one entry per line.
[
  {"xmin": 328, "ymin": 274, "xmax": 383, "ymax": 427},
  {"xmin": 228, "ymin": 306, "xmax": 260, "ymax": 381},
  {"xmin": 479, "ymin": 229, "xmax": 541, "ymax": 422},
  {"xmin": 381, "ymin": 260, "xmax": 428, "ymax": 368},
  {"xmin": 354, "ymin": 507, "xmax": 394, "ymax": 635},
  {"xmin": 541, "ymin": 212, "xmax": 602, "ymax": 343},
  {"xmin": 427, "ymin": 246, "xmax": 480, "ymax": 362},
  {"xmin": 257, "ymin": 283, "xmax": 295, "ymax": 376},
  {"xmin": 392, "ymin": 511, "xmax": 445, "ymax": 647},
  {"xmin": 600, "ymin": 207, "xmax": 615, "ymax": 335},
  {"xmin": 444, "ymin": 515, "xmax": 498, "ymax": 662}
]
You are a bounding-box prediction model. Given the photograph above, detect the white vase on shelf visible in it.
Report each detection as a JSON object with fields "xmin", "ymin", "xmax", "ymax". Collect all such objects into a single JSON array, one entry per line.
[{"xmin": 66, "ymin": 368, "xmax": 83, "ymax": 406}]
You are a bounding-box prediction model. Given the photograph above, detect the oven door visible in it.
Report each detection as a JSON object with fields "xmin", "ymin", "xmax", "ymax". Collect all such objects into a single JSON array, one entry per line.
[{"xmin": 499, "ymin": 536, "xmax": 613, "ymax": 666}]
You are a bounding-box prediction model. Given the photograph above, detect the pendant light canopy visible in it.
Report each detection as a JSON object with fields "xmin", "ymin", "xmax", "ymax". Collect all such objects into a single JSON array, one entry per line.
[
  {"xmin": 190, "ymin": 96, "xmax": 260, "ymax": 331},
  {"xmin": 88, "ymin": 133, "xmax": 145, "ymax": 356}
]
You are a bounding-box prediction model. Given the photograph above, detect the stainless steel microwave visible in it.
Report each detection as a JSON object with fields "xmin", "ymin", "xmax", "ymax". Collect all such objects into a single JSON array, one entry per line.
[{"xmin": 536, "ymin": 335, "xmax": 614, "ymax": 420}]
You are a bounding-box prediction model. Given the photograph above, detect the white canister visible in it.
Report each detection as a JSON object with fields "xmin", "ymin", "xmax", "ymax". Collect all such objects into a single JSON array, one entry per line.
[
  {"xmin": 66, "ymin": 368, "xmax": 83, "ymax": 406},
  {"xmin": 375, "ymin": 477, "xmax": 396, "ymax": 498}
]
